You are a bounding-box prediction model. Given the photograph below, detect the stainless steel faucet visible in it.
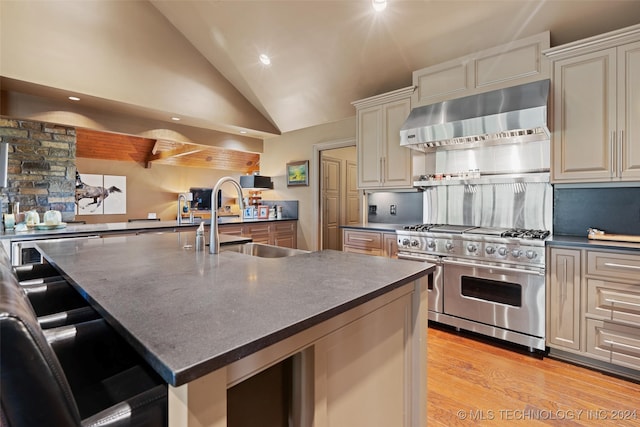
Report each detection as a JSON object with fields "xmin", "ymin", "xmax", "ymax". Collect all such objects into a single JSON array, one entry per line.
[{"xmin": 210, "ymin": 177, "xmax": 244, "ymax": 254}]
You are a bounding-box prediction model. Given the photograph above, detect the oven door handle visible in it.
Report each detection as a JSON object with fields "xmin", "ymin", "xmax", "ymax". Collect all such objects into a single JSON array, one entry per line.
[
  {"xmin": 442, "ymin": 258, "xmax": 545, "ymax": 276},
  {"xmin": 398, "ymin": 253, "xmax": 441, "ymax": 263}
]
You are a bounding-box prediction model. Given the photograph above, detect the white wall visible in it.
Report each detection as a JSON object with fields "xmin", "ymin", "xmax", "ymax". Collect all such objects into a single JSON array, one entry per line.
[{"xmin": 260, "ymin": 117, "xmax": 356, "ymax": 250}]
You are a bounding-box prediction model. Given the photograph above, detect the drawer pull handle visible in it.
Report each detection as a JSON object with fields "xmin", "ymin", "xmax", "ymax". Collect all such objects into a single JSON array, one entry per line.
[
  {"xmin": 603, "ymin": 298, "xmax": 640, "ymax": 309},
  {"xmin": 603, "ymin": 339, "xmax": 640, "ymax": 354},
  {"xmin": 351, "ymin": 237, "xmax": 374, "ymax": 242},
  {"xmin": 603, "ymin": 262, "xmax": 640, "ymax": 271}
]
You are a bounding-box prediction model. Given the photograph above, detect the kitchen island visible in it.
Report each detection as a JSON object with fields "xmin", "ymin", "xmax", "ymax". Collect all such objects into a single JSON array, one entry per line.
[{"xmin": 33, "ymin": 231, "xmax": 432, "ymax": 427}]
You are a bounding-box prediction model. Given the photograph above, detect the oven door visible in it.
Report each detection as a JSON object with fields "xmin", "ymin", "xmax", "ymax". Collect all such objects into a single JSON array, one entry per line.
[
  {"xmin": 443, "ymin": 258, "xmax": 545, "ymax": 338},
  {"xmin": 397, "ymin": 251, "xmax": 443, "ymax": 315}
]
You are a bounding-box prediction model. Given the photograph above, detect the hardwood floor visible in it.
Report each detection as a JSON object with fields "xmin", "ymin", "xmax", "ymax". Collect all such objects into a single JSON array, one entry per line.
[{"xmin": 427, "ymin": 325, "xmax": 640, "ymax": 426}]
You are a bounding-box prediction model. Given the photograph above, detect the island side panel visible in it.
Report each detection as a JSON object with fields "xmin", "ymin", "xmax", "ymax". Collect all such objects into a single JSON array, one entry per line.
[
  {"xmin": 167, "ymin": 276, "xmax": 429, "ymax": 427},
  {"xmin": 313, "ymin": 276, "xmax": 428, "ymax": 427},
  {"xmin": 169, "ymin": 367, "xmax": 228, "ymax": 427}
]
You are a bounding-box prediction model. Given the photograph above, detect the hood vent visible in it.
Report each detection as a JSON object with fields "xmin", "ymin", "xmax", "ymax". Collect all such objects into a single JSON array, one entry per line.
[
  {"xmin": 400, "ymin": 79, "xmax": 550, "ymax": 152},
  {"xmin": 240, "ymin": 174, "xmax": 273, "ymax": 189}
]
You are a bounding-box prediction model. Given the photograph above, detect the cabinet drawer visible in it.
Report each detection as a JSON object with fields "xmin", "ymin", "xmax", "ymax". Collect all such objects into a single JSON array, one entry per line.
[
  {"xmin": 587, "ymin": 279, "xmax": 640, "ymax": 325},
  {"xmin": 343, "ymin": 246, "xmax": 383, "ymax": 256},
  {"xmin": 587, "ymin": 251, "xmax": 640, "ymax": 281},
  {"xmin": 586, "ymin": 318, "xmax": 640, "ymax": 370},
  {"xmin": 219, "ymin": 224, "xmax": 244, "ymax": 236},
  {"xmin": 343, "ymin": 230, "xmax": 382, "ymax": 249},
  {"xmin": 273, "ymin": 222, "xmax": 295, "ymax": 233}
]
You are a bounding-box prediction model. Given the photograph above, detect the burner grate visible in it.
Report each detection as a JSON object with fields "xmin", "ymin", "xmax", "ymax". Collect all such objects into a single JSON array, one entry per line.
[{"xmin": 502, "ymin": 229, "xmax": 550, "ymax": 240}]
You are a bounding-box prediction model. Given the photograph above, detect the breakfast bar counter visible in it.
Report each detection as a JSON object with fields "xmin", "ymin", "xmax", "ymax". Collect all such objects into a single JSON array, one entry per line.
[{"xmin": 34, "ymin": 231, "xmax": 432, "ymax": 427}]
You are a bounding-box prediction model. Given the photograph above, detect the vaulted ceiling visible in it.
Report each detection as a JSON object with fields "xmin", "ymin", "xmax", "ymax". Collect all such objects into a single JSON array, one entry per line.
[{"xmin": 151, "ymin": 0, "xmax": 640, "ymax": 134}]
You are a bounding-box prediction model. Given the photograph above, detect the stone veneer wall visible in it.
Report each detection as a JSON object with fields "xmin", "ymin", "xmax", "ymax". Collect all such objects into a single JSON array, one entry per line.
[{"xmin": 0, "ymin": 118, "xmax": 76, "ymax": 221}]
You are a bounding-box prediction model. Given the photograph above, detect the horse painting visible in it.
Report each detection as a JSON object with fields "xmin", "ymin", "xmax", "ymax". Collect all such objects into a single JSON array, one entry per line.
[{"xmin": 75, "ymin": 180, "xmax": 122, "ymax": 212}]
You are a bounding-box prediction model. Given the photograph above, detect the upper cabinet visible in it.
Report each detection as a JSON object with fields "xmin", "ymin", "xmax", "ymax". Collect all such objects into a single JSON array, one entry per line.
[
  {"xmin": 412, "ymin": 32, "xmax": 550, "ymax": 107},
  {"xmin": 353, "ymin": 87, "xmax": 422, "ymax": 189},
  {"xmin": 545, "ymin": 25, "xmax": 640, "ymax": 183}
]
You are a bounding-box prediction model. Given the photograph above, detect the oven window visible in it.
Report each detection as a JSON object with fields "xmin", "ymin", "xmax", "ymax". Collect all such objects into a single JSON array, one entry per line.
[{"xmin": 460, "ymin": 276, "xmax": 522, "ymax": 307}]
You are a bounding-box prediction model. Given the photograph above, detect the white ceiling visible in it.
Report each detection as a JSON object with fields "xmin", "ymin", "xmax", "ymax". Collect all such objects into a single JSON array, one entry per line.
[{"xmin": 149, "ymin": 0, "xmax": 640, "ymax": 136}]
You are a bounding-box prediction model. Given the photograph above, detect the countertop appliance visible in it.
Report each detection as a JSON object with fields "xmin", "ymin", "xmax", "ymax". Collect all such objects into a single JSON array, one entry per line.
[{"xmin": 397, "ymin": 224, "xmax": 548, "ymax": 351}]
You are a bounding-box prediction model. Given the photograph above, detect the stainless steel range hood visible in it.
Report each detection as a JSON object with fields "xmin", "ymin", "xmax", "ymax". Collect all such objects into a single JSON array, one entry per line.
[{"xmin": 400, "ymin": 79, "xmax": 550, "ymax": 151}]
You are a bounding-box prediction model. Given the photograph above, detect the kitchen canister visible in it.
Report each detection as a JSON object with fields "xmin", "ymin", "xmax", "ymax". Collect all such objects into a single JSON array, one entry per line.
[{"xmin": 3, "ymin": 214, "xmax": 15, "ymax": 230}]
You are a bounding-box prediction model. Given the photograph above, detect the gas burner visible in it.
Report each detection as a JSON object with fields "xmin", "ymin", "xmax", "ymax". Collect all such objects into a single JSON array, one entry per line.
[{"xmin": 501, "ymin": 229, "xmax": 550, "ymax": 240}]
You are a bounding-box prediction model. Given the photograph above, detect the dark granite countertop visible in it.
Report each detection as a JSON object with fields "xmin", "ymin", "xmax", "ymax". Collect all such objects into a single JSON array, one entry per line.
[
  {"xmin": 35, "ymin": 232, "xmax": 432, "ymax": 387},
  {"xmin": 339, "ymin": 223, "xmax": 409, "ymax": 232},
  {"xmin": 547, "ymin": 235, "xmax": 640, "ymax": 253}
]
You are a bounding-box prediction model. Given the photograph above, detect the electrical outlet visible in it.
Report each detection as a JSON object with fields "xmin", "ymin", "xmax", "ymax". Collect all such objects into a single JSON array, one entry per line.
[
  {"xmin": 390, "ymin": 204, "xmax": 397, "ymax": 215},
  {"xmin": 368, "ymin": 205, "xmax": 377, "ymax": 215}
]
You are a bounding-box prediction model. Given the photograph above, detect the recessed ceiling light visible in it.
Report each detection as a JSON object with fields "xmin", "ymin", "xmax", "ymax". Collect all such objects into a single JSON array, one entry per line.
[
  {"xmin": 259, "ymin": 54, "xmax": 271, "ymax": 66},
  {"xmin": 240, "ymin": 130, "xmax": 247, "ymax": 134},
  {"xmin": 171, "ymin": 117, "xmax": 181, "ymax": 121},
  {"xmin": 68, "ymin": 96, "xmax": 80, "ymax": 101},
  {"xmin": 372, "ymin": 0, "xmax": 387, "ymax": 12}
]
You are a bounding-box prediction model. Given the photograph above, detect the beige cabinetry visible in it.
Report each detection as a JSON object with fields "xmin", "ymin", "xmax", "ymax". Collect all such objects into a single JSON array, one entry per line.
[
  {"xmin": 584, "ymin": 250, "xmax": 640, "ymax": 368},
  {"xmin": 342, "ymin": 228, "xmax": 397, "ymax": 258},
  {"xmin": 272, "ymin": 221, "xmax": 297, "ymax": 248},
  {"xmin": 412, "ymin": 32, "xmax": 550, "ymax": 107},
  {"xmin": 544, "ymin": 25, "xmax": 640, "ymax": 183},
  {"xmin": 547, "ymin": 244, "xmax": 640, "ymax": 374},
  {"xmin": 547, "ymin": 248, "xmax": 581, "ymax": 351},
  {"xmin": 219, "ymin": 220, "xmax": 298, "ymax": 248},
  {"xmin": 353, "ymin": 87, "xmax": 421, "ymax": 190}
]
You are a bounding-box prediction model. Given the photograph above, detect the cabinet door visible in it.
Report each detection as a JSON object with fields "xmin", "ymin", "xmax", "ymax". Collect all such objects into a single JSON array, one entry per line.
[
  {"xmin": 273, "ymin": 221, "xmax": 297, "ymax": 249},
  {"xmin": 322, "ymin": 157, "xmax": 341, "ymax": 250},
  {"xmin": 357, "ymin": 105, "xmax": 383, "ymax": 188},
  {"xmin": 618, "ymin": 41, "xmax": 640, "ymax": 180},
  {"xmin": 552, "ymin": 49, "xmax": 617, "ymax": 182},
  {"xmin": 244, "ymin": 223, "xmax": 271, "ymax": 244},
  {"xmin": 547, "ymin": 248, "xmax": 582, "ymax": 350},
  {"xmin": 383, "ymin": 233, "xmax": 398, "ymax": 259},
  {"xmin": 382, "ymin": 98, "xmax": 412, "ymax": 188}
]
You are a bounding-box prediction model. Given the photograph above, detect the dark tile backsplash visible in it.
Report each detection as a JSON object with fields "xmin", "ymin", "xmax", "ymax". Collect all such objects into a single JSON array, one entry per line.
[
  {"xmin": 367, "ymin": 192, "xmax": 422, "ymax": 224},
  {"xmin": 260, "ymin": 200, "xmax": 298, "ymax": 219},
  {"xmin": 554, "ymin": 186, "xmax": 640, "ymax": 236}
]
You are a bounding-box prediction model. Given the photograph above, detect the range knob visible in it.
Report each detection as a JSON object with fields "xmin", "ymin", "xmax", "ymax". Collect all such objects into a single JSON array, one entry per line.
[
  {"xmin": 526, "ymin": 250, "xmax": 537, "ymax": 260},
  {"xmin": 511, "ymin": 249, "xmax": 522, "ymax": 258},
  {"xmin": 445, "ymin": 242, "xmax": 454, "ymax": 251},
  {"xmin": 485, "ymin": 246, "xmax": 496, "ymax": 255},
  {"xmin": 467, "ymin": 244, "xmax": 478, "ymax": 253},
  {"xmin": 402, "ymin": 238, "xmax": 410, "ymax": 246},
  {"xmin": 498, "ymin": 247, "xmax": 508, "ymax": 256},
  {"xmin": 411, "ymin": 240, "xmax": 419, "ymax": 247},
  {"xmin": 427, "ymin": 240, "xmax": 436, "ymax": 249}
]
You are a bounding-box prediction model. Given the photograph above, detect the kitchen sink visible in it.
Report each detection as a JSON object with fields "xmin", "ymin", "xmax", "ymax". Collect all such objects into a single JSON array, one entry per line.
[{"xmin": 221, "ymin": 243, "xmax": 308, "ymax": 258}]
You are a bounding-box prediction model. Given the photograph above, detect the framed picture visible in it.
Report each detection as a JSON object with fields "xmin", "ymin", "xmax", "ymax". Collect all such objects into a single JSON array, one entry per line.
[
  {"xmin": 243, "ymin": 207, "xmax": 254, "ymax": 219},
  {"xmin": 257, "ymin": 205, "xmax": 269, "ymax": 219},
  {"xmin": 286, "ymin": 160, "xmax": 309, "ymax": 186}
]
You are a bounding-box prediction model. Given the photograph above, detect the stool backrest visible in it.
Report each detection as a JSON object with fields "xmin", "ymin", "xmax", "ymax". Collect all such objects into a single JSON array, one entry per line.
[{"xmin": 0, "ymin": 267, "xmax": 81, "ymax": 427}]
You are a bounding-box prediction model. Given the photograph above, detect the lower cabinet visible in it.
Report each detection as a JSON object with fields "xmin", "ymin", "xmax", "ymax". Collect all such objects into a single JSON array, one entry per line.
[
  {"xmin": 219, "ymin": 220, "xmax": 298, "ymax": 248},
  {"xmin": 547, "ymin": 246, "xmax": 640, "ymax": 375},
  {"xmin": 342, "ymin": 229, "xmax": 397, "ymax": 258},
  {"xmin": 547, "ymin": 248, "xmax": 581, "ymax": 350}
]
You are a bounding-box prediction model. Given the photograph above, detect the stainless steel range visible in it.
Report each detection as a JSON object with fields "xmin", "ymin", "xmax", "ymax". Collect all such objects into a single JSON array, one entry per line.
[
  {"xmin": 394, "ymin": 78, "xmax": 553, "ymax": 351},
  {"xmin": 397, "ymin": 224, "xmax": 549, "ymax": 351}
]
